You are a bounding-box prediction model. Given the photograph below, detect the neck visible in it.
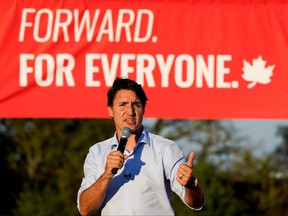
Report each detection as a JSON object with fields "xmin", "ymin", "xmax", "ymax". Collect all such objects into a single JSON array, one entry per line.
[{"xmin": 125, "ymin": 126, "xmax": 143, "ymax": 152}]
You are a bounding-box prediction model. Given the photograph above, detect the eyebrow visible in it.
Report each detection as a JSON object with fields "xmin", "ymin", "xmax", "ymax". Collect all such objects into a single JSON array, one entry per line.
[{"xmin": 117, "ymin": 100, "xmax": 142, "ymax": 105}]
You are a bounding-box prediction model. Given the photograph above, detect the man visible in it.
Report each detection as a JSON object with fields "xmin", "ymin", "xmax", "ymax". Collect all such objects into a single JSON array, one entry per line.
[{"xmin": 77, "ymin": 77, "xmax": 204, "ymax": 216}]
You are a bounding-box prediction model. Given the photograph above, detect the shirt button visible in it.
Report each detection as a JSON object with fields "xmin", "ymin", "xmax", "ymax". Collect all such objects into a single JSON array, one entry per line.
[{"xmin": 124, "ymin": 172, "xmax": 131, "ymax": 179}]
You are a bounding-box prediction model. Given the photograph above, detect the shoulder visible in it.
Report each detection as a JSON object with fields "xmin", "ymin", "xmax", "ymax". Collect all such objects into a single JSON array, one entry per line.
[
  {"xmin": 147, "ymin": 132, "xmax": 182, "ymax": 154},
  {"xmin": 89, "ymin": 137, "xmax": 115, "ymax": 155},
  {"xmin": 149, "ymin": 132, "xmax": 175, "ymax": 146}
]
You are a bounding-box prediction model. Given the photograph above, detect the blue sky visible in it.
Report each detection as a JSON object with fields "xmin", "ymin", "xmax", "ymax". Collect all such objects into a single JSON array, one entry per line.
[
  {"xmin": 232, "ymin": 120, "xmax": 288, "ymax": 154},
  {"xmin": 143, "ymin": 119, "xmax": 288, "ymax": 156}
]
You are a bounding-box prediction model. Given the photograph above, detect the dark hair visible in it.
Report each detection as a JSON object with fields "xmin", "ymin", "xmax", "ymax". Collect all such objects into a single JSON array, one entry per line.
[{"xmin": 107, "ymin": 77, "xmax": 148, "ymax": 108}]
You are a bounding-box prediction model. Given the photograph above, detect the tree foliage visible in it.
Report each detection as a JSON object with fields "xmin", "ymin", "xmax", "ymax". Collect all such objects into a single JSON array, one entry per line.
[
  {"xmin": 0, "ymin": 119, "xmax": 288, "ymax": 216},
  {"xmin": 1, "ymin": 119, "xmax": 115, "ymax": 216}
]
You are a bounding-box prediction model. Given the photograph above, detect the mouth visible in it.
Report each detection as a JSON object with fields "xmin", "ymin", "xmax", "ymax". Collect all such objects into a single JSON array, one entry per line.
[{"xmin": 125, "ymin": 117, "xmax": 136, "ymax": 124}]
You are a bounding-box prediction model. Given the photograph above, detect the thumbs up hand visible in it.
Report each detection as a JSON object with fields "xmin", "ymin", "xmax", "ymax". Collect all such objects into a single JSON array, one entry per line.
[{"xmin": 176, "ymin": 152, "xmax": 197, "ymax": 188}]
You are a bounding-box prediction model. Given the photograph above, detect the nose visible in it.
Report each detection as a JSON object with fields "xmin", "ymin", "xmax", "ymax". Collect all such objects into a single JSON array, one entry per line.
[{"xmin": 126, "ymin": 103, "xmax": 135, "ymax": 115}]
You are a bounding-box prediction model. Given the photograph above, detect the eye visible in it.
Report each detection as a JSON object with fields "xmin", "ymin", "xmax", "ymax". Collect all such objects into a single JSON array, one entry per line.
[
  {"xmin": 133, "ymin": 102, "xmax": 143, "ymax": 108},
  {"xmin": 118, "ymin": 102, "xmax": 126, "ymax": 107}
]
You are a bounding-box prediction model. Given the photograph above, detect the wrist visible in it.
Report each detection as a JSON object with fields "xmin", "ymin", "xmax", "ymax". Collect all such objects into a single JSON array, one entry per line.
[{"xmin": 185, "ymin": 176, "xmax": 198, "ymax": 189}]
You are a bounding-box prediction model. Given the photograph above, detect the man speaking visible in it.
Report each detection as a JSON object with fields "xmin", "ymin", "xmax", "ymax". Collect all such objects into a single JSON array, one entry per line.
[{"xmin": 77, "ymin": 77, "xmax": 204, "ymax": 215}]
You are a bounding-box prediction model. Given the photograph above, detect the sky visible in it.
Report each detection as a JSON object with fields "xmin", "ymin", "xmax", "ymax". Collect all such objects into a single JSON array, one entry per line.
[
  {"xmin": 232, "ymin": 120, "xmax": 288, "ymax": 155},
  {"xmin": 143, "ymin": 119, "xmax": 288, "ymax": 156}
]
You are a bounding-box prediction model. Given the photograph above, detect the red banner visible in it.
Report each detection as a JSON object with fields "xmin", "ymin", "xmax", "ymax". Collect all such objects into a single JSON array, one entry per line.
[{"xmin": 0, "ymin": 0, "xmax": 288, "ymax": 119}]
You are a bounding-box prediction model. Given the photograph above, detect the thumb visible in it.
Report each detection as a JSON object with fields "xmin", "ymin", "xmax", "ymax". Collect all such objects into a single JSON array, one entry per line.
[{"xmin": 187, "ymin": 151, "xmax": 195, "ymax": 167}]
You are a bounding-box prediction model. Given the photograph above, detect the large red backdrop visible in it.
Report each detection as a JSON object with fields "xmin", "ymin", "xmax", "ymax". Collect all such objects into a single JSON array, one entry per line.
[{"xmin": 0, "ymin": 0, "xmax": 288, "ymax": 119}]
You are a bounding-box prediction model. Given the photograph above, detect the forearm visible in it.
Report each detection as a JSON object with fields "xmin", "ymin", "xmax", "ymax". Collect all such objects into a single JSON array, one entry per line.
[
  {"xmin": 79, "ymin": 174, "xmax": 111, "ymax": 216},
  {"xmin": 184, "ymin": 183, "xmax": 204, "ymax": 209}
]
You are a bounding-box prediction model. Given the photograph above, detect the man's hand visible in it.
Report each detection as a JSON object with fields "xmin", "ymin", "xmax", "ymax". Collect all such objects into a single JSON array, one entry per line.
[
  {"xmin": 105, "ymin": 151, "xmax": 128, "ymax": 177},
  {"xmin": 177, "ymin": 151, "xmax": 204, "ymax": 209},
  {"xmin": 176, "ymin": 152, "xmax": 195, "ymax": 187}
]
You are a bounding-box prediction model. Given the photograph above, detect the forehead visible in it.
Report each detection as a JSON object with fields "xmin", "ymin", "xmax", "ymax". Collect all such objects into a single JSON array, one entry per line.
[{"xmin": 114, "ymin": 89, "xmax": 139, "ymax": 101}]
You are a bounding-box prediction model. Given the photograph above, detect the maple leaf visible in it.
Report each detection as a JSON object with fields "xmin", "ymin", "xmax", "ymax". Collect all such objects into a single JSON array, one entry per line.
[{"xmin": 242, "ymin": 56, "xmax": 274, "ymax": 88}]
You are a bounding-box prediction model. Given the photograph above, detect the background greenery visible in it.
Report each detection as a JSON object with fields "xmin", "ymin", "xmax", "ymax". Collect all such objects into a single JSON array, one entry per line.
[{"xmin": 0, "ymin": 119, "xmax": 287, "ymax": 216}]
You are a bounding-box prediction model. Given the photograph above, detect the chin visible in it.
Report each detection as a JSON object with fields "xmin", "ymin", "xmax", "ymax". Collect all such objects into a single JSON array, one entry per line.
[{"xmin": 125, "ymin": 124, "xmax": 141, "ymax": 132}]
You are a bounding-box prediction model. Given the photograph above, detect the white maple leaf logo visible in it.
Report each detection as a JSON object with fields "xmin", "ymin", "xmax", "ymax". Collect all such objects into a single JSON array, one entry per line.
[{"xmin": 242, "ymin": 56, "xmax": 274, "ymax": 88}]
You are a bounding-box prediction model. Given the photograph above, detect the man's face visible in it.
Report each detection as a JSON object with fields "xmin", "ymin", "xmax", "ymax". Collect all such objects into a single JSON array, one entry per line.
[{"xmin": 108, "ymin": 89, "xmax": 144, "ymax": 134}]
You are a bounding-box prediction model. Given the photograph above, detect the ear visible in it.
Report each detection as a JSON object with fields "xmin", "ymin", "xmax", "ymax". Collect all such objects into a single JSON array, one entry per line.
[{"xmin": 107, "ymin": 106, "xmax": 113, "ymax": 118}]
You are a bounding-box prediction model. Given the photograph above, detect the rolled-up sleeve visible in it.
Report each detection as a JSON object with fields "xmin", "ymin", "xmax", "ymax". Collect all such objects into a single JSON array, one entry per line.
[{"xmin": 76, "ymin": 144, "xmax": 105, "ymax": 211}]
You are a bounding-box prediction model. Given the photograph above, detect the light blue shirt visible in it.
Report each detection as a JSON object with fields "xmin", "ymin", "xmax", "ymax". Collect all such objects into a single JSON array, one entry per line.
[{"xmin": 77, "ymin": 127, "xmax": 201, "ymax": 215}]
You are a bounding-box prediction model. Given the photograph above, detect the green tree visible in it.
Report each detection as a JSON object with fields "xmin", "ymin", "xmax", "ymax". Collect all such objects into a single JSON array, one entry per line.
[
  {"xmin": 4, "ymin": 119, "xmax": 284, "ymax": 216},
  {"xmin": 1, "ymin": 119, "xmax": 115, "ymax": 215},
  {"xmin": 273, "ymin": 125, "xmax": 288, "ymax": 175},
  {"xmin": 0, "ymin": 120, "xmax": 22, "ymax": 215},
  {"xmin": 264, "ymin": 125, "xmax": 288, "ymax": 216}
]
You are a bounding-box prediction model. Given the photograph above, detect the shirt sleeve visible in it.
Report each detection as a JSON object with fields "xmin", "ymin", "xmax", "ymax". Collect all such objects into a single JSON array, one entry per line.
[
  {"xmin": 162, "ymin": 141, "xmax": 185, "ymax": 196},
  {"xmin": 76, "ymin": 145, "xmax": 101, "ymax": 211},
  {"xmin": 164, "ymin": 141, "xmax": 204, "ymax": 210}
]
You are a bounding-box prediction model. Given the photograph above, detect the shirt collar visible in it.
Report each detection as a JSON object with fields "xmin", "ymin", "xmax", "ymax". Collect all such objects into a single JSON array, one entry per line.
[
  {"xmin": 137, "ymin": 127, "xmax": 151, "ymax": 146},
  {"xmin": 111, "ymin": 126, "xmax": 151, "ymax": 149}
]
